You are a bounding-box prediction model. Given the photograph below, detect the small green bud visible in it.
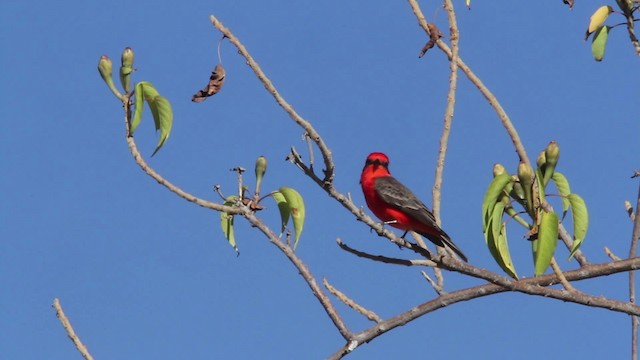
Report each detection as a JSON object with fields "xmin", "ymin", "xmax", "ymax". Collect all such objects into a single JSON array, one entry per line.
[
  {"xmin": 517, "ymin": 162, "xmax": 534, "ymax": 187},
  {"xmin": 121, "ymin": 47, "xmax": 135, "ymax": 68},
  {"xmin": 518, "ymin": 162, "xmax": 534, "ymax": 216},
  {"xmin": 254, "ymin": 156, "xmax": 267, "ymax": 196},
  {"xmin": 98, "ymin": 55, "xmax": 123, "ymax": 101},
  {"xmin": 119, "ymin": 47, "xmax": 135, "ymax": 94},
  {"xmin": 541, "ymin": 141, "xmax": 560, "ymax": 187},
  {"xmin": 536, "ymin": 151, "xmax": 546, "ymax": 171},
  {"xmin": 493, "ymin": 163, "xmax": 507, "ymax": 177},
  {"xmin": 544, "ymin": 141, "xmax": 560, "ymax": 169},
  {"xmin": 98, "ymin": 55, "xmax": 113, "ymax": 82}
]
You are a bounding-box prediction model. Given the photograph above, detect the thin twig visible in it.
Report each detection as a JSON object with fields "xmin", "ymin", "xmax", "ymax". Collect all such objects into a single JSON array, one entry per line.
[
  {"xmin": 430, "ymin": 1, "xmax": 460, "ymax": 288},
  {"xmin": 432, "ymin": 0, "xmax": 460, "ymax": 222},
  {"xmin": 421, "ymin": 271, "xmax": 446, "ymax": 295},
  {"xmin": 337, "ymin": 239, "xmax": 437, "ymax": 267},
  {"xmin": 52, "ymin": 298, "xmax": 95, "ymax": 360},
  {"xmin": 208, "ymin": 15, "xmax": 335, "ymax": 183},
  {"xmin": 323, "ymin": 278, "xmax": 382, "ymax": 323},
  {"xmin": 550, "ymin": 257, "xmax": 575, "ymax": 292},
  {"xmin": 605, "ymin": 246, "xmax": 622, "ymax": 261}
]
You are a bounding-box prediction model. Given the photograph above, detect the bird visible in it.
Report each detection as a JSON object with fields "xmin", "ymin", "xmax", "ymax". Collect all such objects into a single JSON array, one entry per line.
[{"xmin": 360, "ymin": 152, "xmax": 468, "ymax": 262}]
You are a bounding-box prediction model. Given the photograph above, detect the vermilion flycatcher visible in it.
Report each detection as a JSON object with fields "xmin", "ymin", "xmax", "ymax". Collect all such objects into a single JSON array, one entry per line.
[{"xmin": 360, "ymin": 152, "xmax": 468, "ymax": 262}]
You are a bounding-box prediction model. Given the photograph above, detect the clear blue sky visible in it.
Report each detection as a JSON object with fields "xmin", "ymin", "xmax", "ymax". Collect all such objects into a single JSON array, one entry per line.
[{"xmin": 1, "ymin": 1, "xmax": 639, "ymax": 359}]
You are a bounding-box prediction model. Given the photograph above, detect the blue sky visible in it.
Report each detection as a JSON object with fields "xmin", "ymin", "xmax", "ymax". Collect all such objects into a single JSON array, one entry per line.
[{"xmin": 2, "ymin": 1, "xmax": 639, "ymax": 359}]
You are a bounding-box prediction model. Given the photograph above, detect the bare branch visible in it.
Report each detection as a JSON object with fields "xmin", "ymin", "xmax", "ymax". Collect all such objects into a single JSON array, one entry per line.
[
  {"xmin": 605, "ymin": 246, "xmax": 622, "ymax": 262},
  {"xmin": 52, "ymin": 298, "xmax": 95, "ymax": 360},
  {"xmin": 550, "ymin": 257, "xmax": 576, "ymax": 292},
  {"xmin": 208, "ymin": 15, "xmax": 335, "ymax": 183},
  {"xmin": 324, "ymin": 278, "xmax": 382, "ymax": 323},
  {"xmin": 243, "ymin": 212, "xmax": 353, "ymax": 340},
  {"xmin": 408, "ymin": 0, "xmax": 530, "ymax": 168},
  {"xmin": 421, "ymin": 270, "xmax": 446, "ymax": 295},
  {"xmin": 432, "ymin": 0, "xmax": 460, "ymax": 222},
  {"xmin": 337, "ymin": 239, "xmax": 437, "ymax": 267},
  {"xmin": 330, "ymin": 257, "xmax": 640, "ymax": 357}
]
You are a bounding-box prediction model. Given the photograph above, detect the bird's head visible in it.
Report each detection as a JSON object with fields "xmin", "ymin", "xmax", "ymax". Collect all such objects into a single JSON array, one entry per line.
[{"xmin": 363, "ymin": 152, "xmax": 390, "ymax": 172}]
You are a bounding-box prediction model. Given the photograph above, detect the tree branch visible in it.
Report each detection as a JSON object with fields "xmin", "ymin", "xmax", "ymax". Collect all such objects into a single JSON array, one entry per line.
[
  {"xmin": 123, "ymin": 96, "xmax": 352, "ymax": 341},
  {"xmin": 324, "ymin": 277, "xmax": 382, "ymax": 323},
  {"xmin": 408, "ymin": 0, "xmax": 531, "ymax": 168},
  {"xmin": 329, "ymin": 256, "xmax": 640, "ymax": 358},
  {"xmin": 208, "ymin": 15, "xmax": 336, "ymax": 183},
  {"xmin": 52, "ymin": 298, "xmax": 95, "ymax": 360},
  {"xmin": 123, "ymin": 101, "xmax": 242, "ymax": 215},
  {"xmin": 337, "ymin": 238, "xmax": 437, "ymax": 267},
  {"xmin": 432, "ymin": 0, "xmax": 460, "ymax": 223}
]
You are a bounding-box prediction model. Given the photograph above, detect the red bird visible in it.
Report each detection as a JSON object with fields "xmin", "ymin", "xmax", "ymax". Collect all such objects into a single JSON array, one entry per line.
[{"xmin": 360, "ymin": 152, "xmax": 468, "ymax": 262}]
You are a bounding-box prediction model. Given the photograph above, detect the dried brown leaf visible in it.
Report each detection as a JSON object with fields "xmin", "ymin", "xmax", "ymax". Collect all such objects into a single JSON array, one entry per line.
[{"xmin": 192, "ymin": 64, "xmax": 226, "ymax": 102}]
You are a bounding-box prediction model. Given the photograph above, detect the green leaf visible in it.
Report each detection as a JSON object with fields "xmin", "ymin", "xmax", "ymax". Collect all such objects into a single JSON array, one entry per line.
[
  {"xmin": 496, "ymin": 223, "xmax": 518, "ymax": 279},
  {"xmin": 271, "ymin": 191, "xmax": 290, "ymax": 234},
  {"xmin": 534, "ymin": 211, "xmax": 559, "ymax": 276},
  {"xmin": 551, "ymin": 172, "xmax": 571, "ymax": 219},
  {"xmin": 138, "ymin": 82, "xmax": 161, "ymax": 131},
  {"xmin": 592, "ymin": 25, "xmax": 609, "ymax": 62},
  {"xmin": 568, "ymin": 193, "xmax": 589, "ymax": 259},
  {"xmin": 130, "ymin": 82, "xmax": 145, "ymax": 135},
  {"xmin": 279, "ymin": 186, "xmax": 305, "ymax": 251},
  {"xmin": 148, "ymin": 95, "xmax": 173, "ymax": 157},
  {"xmin": 220, "ymin": 196, "xmax": 239, "ymax": 255},
  {"xmin": 128, "ymin": 81, "xmax": 173, "ymax": 155},
  {"xmin": 139, "ymin": 81, "xmax": 160, "ymax": 99},
  {"xmin": 484, "ymin": 201, "xmax": 518, "ymax": 279},
  {"xmin": 482, "ymin": 173, "xmax": 512, "ymax": 232}
]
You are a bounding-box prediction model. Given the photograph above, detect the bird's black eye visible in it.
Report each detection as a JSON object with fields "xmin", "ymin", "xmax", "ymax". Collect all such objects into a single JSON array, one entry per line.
[{"xmin": 366, "ymin": 158, "xmax": 388, "ymax": 168}]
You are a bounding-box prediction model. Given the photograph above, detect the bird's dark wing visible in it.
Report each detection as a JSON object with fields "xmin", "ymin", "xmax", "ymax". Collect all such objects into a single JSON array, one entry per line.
[
  {"xmin": 374, "ymin": 176, "xmax": 438, "ymax": 227},
  {"xmin": 374, "ymin": 176, "xmax": 468, "ymax": 262}
]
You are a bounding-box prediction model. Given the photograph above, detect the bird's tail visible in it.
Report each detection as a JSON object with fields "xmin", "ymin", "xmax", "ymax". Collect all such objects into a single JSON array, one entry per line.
[{"xmin": 419, "ymin": 231, "xmax": 468, "ymax": 262}]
